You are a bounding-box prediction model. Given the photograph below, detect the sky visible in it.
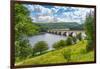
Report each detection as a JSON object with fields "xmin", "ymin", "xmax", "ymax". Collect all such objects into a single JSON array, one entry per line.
[{"xmin": 24, "ymin": 4, "xmax": 94, "ymax": 23}]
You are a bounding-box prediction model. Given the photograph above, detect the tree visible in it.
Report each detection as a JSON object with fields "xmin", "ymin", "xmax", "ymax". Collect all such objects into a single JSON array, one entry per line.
[
  {"xmin": 66, "ymin": 36, "xmax": 73, "ymax": 45},
  {"xmin": 53, "ymin": 42, "xmax": 59, "ymax": 49},
  {"xmin": 33, "ymin": 41, "xmax": 48, "ymax": 54},
  {"xmin": 15, "ymin": 39, "xmax": 32, "ymax": 59},
  {"xmin": 15, "ymin": 4, "xmax": 40, "ymax": 60},
  {"xmin": 76, "ymin": 33, "xmax": 82, "ymax": 41},
  {"xmin": 53, "ymin": 40, "xmax": 66, "ymax": 49},
  {"xmin": 62, "ymin": 49, "xmax": 71, "ymax": 62},
  {"xmin": 15, "ymin": 4, "xmax": 40, "ymax": 39},
  {"xmin": 72, "ymin": 36, "xmax": 77, "ymax": 44},
  {"xmin": 84, "ymin": 11, "xmax": 95, "ymax": 51}
]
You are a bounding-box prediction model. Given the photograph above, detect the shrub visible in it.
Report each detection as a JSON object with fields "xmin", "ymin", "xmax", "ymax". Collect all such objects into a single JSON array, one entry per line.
[
  {"xmin": 72, "ymin": 36, "xmax": 77, "ymax": 44},
  {"xmin": 53, "ymin": 40, "xmax": 66, "ymax": 49},
  {"xmin": 86, "ymin": 39, "xmax": 94, "ymax": 51},
  {"xmin": 58, "ymin": 40, "xmax": 66, "ymax": 47},
  {"xmin": 53, "ymin": 42, "xmax": 58, "ymax": 49},
  {"xmin": 62, "ymin": 49, "xmax": 71, "ymax": 62},
  {"xmin": 15, "ymin": 39, "xmax": 33, "ymax": 59},
  {"xmin": 66, "ymin": 36, "xmax": 73, "ymax": 45},
  {"xmin": 76, "ymin": 33, "xmax": 82, "ymax": 41},
  {"xmin": 33, "ymin": 41, "xmax": 48, "ymax": 54}
]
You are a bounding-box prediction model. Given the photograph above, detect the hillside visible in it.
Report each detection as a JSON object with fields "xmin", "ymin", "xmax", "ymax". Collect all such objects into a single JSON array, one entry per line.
[
  {"xmin": 16, "ymin": 40, "xmax": 94, "ymax": 66},
  {"xmin": 34, "ymin": 22, "xmax": 84, "ymax": 30}
]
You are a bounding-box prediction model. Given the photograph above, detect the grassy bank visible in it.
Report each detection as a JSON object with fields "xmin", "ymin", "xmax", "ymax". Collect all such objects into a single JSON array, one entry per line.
[{"xmin": 16, "ymin": 40, "xmax": 94, "ymax": 66}]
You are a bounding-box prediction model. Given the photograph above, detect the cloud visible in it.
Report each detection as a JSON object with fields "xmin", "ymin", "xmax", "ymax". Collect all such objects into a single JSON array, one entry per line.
[
  {"xmin": 25, "ymin": 4, "xmax": 53, "ymax": 15},
  {"xmin": 37, "ymin": 16, "xmax": 53, "ymax": 22},
  {"xmin": 60, "ymin": 7, "xmax": 94, "ymax": 23},
  {"xmin": 24, "ymin": 4, "xmax": 94, "ymax": 23},
  {"xmin": 51, "ymin": 8, "xmax": 58, "ymax": 13},
  {"xmin": 72, "ymin": 8, "xmax": 93, "ymax": 23},
  {"xmin": 34, "ymin": 15, "xmax": 59, "ymax": 23}
]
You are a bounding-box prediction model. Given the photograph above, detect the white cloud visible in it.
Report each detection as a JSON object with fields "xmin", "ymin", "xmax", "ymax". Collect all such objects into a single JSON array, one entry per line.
[
  {"xmin": 26, "ymin": 4, "xmax": 53, "ymax": 15},
  {"xmin": 51, "ymin": 8, "xmax": 58, "ymax": 13},
  {"xmin": 25, "ymin": 4, "xmax": 94, "ymax": 23},
  {"xmin": 34, "ymin": 15, "xmax": 59, "ymax": 23},
  {"xmin": 72, "ymin": 8, "xmax": 94, "ymax": 23},
  {"xmin": 61, "ymin": 7, "xmax": 94, "ymax": 23},
  {"xmin": 38, "ymin": 16, "xmax": 53, "ymax": 22}
]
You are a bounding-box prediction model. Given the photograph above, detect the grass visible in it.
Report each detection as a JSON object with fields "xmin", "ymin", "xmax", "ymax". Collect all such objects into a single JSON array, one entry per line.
[{"xmin": 15, "ymin": 40, "xmax": 94, "ymax": 66}]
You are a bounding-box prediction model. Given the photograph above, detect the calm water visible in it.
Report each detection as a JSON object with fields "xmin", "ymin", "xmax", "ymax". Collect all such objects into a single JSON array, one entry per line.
[{"xmin": 28, "ymin": 33, "xmax": 66, "ymax": 50}]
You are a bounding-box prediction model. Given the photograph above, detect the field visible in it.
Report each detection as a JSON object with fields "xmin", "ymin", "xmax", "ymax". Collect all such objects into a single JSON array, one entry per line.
[{"xmin": 16, "ymin": 40, "xmax": 94, "ymax": 66}]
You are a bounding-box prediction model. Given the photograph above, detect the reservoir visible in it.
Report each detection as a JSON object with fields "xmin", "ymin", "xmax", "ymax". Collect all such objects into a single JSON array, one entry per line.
[{"xmin": 28, "ymin": 33, "xmax": 66, "ymax": 50}]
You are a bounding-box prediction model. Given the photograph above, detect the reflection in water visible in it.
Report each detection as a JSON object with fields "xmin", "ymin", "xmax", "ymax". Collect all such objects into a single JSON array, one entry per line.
[{"xmin": 28, "ymin": 33, "xmax": 66, "ymax": 50}]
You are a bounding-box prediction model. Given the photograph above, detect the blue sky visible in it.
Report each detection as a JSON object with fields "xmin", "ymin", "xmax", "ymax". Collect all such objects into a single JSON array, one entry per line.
[{"xmin": 24, "ymin": 4, "xmax": 94, "ymax": 23}]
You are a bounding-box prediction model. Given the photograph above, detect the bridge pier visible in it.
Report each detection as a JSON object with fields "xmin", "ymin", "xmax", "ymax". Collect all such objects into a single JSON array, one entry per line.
[
  {"xmin": 47, "ymin": 29, "xmax": 86, "ymax": 39},
  {"xmin": 63, "ymin": 32, "xmax": 66, "ymax": 36},
  {"xmin": 58, "ymin": 32, "xmax": 61, "ymax": 35}
]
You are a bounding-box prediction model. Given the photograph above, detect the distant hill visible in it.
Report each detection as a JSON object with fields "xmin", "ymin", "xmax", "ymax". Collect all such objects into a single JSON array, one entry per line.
[{"xmin": 34, "ymin": 22, "xmax": 84, "ymax": 30}]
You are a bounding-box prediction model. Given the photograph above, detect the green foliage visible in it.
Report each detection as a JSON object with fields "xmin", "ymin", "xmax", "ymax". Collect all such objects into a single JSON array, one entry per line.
[
  {"xmin": 84, "ymin": 12, "xmax": 94, "ymax": 51},
  {"xmin": 35, "ymin": 22, "xmax": 84, "ymax": 30},
  {"xmin": 80, "ymin": 49, "xmax": 87, "ymax": 54},
  {"xmin": 15, "ymin": 40, "xmax": 94, "ymax": 65},
  {"xmin": 14, "ymin": 4, "xmax": 95, "ymax": 65},
  {"xmin": 15, "ymin": 4, "xmax": 40, "ymax": 39},
  {"xmin": 62, "ymin": 49, "xmax": 71, "ymax": 62},
  {"xmin": 76, "ymin": 33, "xmax": 82, "ymax": 41},
  {"xmin": 66, "ymin": 36, "xmax": 73, "ymax": 45},
  {"xmin": 33, "ymin": 41, "xmax": 48, "ymax": 54},
  {"xmin": 52, "ymin": 42, "xmax": 58, "ymax": 49},
  {"xmin": 15, "ymin": 4, "xmax": 40, "ymax": 61},
  {"xmin": 15, "ymin": 39, "xmax": 32, "ymax": 59},
  {"xmin": 86, "ymin": 39, "xmax": 94, "ymax": 51},
  {"xmin": 53, "ymin": 40, "xmax": 66, "ymax": 49},
  {"xmin": 72, "ymin": 36, "xmax": 77, "ymax": 44}
]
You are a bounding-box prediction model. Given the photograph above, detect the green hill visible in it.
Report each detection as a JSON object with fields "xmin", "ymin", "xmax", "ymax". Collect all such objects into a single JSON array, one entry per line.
[
  {"xmin": 34, "ymin": 22, "xmax": 84, "ymax": 30},
  {"xmin": 16, "ymin": 40, "xmax": 94, "ymax": 66}
]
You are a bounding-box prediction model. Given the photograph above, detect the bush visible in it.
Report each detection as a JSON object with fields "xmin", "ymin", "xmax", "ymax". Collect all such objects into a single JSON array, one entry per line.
[
  {"xmin": 76, "ymin": 33, "xmax": 82, "ymax": 41},
  {"xmin": 53, "ymin": 40, "xmax": 66, "ymax": 49},
  {"xmin": 86, "ymin": 39, "xmax": 94, "ymax": 51},
  {"xmin": 33, "ymin": 41, "xmax": 48, "ymax": 54},
  {"xmin": 72, "ymin": 36, "xmax": 77, "ymax": 44},
  {"xmin": 62, "ymin": 49, "xmax": 71, "ymax": 62},
  {"xmin": 15, "ymin": 39, "xmax": 33, "ymax": 59},
  {"xmin": 66, "ymin": 36, "xmax": 73, "ymax": 45},
  {"xmin": 53, "ymin": 42, "xmax": 59, "ymax": 49}
]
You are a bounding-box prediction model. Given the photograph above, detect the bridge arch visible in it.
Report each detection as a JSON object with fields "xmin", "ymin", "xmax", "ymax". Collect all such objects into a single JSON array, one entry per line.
[{"xmin": 47, "ymin": 29, "xmax": 85, "ymax": 38}]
